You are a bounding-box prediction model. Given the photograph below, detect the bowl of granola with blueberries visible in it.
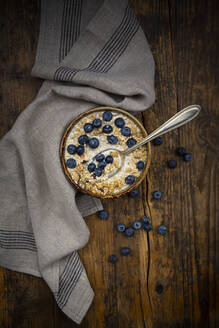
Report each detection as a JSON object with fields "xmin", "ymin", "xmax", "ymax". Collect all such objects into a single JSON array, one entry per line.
[{"xmin": 60, "ymin": 107, "xmax": 151, "ymax": 198}]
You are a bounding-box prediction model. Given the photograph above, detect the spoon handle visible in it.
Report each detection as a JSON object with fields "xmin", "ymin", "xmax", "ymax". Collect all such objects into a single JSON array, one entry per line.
[{"xmin": 124, "ymin": 104, "xmax": 201, "ymax": 155}]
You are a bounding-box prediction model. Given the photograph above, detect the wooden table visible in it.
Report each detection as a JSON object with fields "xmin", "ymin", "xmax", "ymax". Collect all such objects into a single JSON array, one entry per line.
[{"xmin": 0, "ymin": 1, "xmax": 218, "ymax": 327}]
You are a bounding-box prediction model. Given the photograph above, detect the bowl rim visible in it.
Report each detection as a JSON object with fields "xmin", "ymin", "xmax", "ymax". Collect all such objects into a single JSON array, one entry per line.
[{"xmin": 60, "ymin": 106, "xmax": 151, "ymax": 199}]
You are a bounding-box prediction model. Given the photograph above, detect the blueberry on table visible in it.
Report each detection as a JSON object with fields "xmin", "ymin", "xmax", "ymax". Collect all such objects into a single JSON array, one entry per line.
[
  {"xmin": 117, "ymin": 223, "xmax": 126, "ymax": 232},
  {"xmin": 92, "ymin": 118, "xmax": 102, "ymax": 128},
  {"xmin": 157, "ymin": 225, "xmax": 168, "ymax": 235},
  {"xmin": 84, "ymin": 123, "xmax": 93, "ymax": 133},
  {"xmin": 141, "ymin": 216, "xmax": 150, "ymax": 224},
  {"xmin": 115, "ymin": 117, "xmax": 125, "ymax": 128},
  {"xmin": 66, "ymin": 158, "xmax": 76, "ymax": 168},
  {"xmin": 109, "ymin": 255, "xmax": 117, "ymax": 263},
  {"xmin": 98, "ymin": 161, "xmax": 107, "ymax": 169},
  {"xmin": 136, "ymin": 161, "xmax": 145, "ymax": 171},
  {"xmin": 95, "ymin": 153, "xmax": 105, "ymax": 162},
  {"xmin": 153, "ymin": 136, "xmax": 163, "ymax": 145},
  {"xmin": 125, "ymin": 175, "xmax": 135, "ymax": 185},
  {"xmin": 125, "ymin": 227, "xmax": 134, "ymax": 237},
  {"xmin": 98, "ymin": 210, "xmax": 109, "ymax": 219},
  {"xmin": 94, "ymin": 168, "xmax": 102, "ymax": 177},
  {"xmin": 78, "ymin": 134, "xmax": 89, "ymax": 145},
  {"xmin": 153, "ymin": 190, "xmax": 162, "ymax": 200},
  {"xmin": 107, "ymin": 135, "xmax": 118, "ymax": 144},
  {"xmin": 167, "ymin": 159, "xmax": 177, "ymax": 168},
  {"xmin": 103, "ymin": 111, "xmax": 112, "ymax": 121},
  {"xmin": 126, "ymin": 138, "xmax": 137, "ymax": 148},
  {"xmin": 144, "ymin": 223, "xmax": 153, "ymax": 232},
  {"xmin": 129, "ymin": 189, "xmax": 138, "ymax": 197},
  {"xmin": 176, "ymin": 146, "xmax": 187, "ymax": 156},
  {"xmin": 183, "ymin": 153, "xmax": 192, "ymax": 162},
  {"xmin": 77, "ymin": 145, "xmax": 85, "ymax": 155},
  {"xmin": 102, "ymin": 124, "xmax": 113, "ymax": 134},
  {"xmin": 121, "ymin": 126, "xmax": 131, "ymax": 137},
  {"xmin": 89, "ymin": 137, "xmax": 99, "ymax": 148},
  {"xmin": 133, "ymin": 220, "xmax": 142, "ymax": 230},
  {"xmin": 88, "ymin": 162, "xmax": 96, "ymax": 172},
  {"xmin": 121, "ymin": 247, "xmax": 131, "ymax": 256},
  {"xmin": 105, "ymin": 155, "xmax": 114, "ymax": 164},
  {"xmin": 67, "ymin": 144, "xmax": 77, "ymax": 155}
]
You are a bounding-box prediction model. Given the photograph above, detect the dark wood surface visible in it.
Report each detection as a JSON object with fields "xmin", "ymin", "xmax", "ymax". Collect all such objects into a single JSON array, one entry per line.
[{"xmin": 0, "ymin": 0, "xmax": 218, "ymax": 327}]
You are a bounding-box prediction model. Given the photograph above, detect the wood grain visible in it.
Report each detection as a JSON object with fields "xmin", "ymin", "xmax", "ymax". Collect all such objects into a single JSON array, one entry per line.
[{"xmin": 0, "ymin": 0, "xmax": 218, "ymax": 327}]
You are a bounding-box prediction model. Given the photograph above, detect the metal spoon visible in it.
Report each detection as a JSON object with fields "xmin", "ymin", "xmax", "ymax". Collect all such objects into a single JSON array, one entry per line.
[{"xmin": 91, "ymin": 104, "xmax": 201, "ymax": 178}]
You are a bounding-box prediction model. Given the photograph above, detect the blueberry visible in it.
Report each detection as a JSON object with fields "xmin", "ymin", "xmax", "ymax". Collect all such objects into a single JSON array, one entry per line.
[
  {"xmin": 84, "ymin": 123, "xmax": 93, "ymax": 133},
  {"xmin": 105, "ymin": 155, "xmax": 114, "ymax": 164},
  {"xmin": 107, "ymin": 135, "xmax": 118, "ymax": 144},
  {"xmin": 157, "ymin": 225, "xmax": 168, "ymax": 235},
  {"xmin": 98, "ymin": 210, "xmax": 109, "ymax": 220},
  {"xmin": 125, "ymin": 227, "xmax": 134, "ymax": 237},
  {"xmin": 176, "ymin": 147, "xmax": 187, "ymax": 156},
  {"xmin": 133, "ymin": 220, "xmax": 142, "ymax": 230},
  {"xmin": 115, "ymin": 117, "xmax": 125, "ymax": 128},
  {"xmin": 102, "ymin": 124, "xmax": 113, "ymax": 134},
  {"xmin": 88, "ymin": 162, "xmax": 96, "ymax": 173},
  {"xmin": 153, "ymin": 136, "xmax": 163, "ymax": 145},
  {"xmin": 129, "ymin": 189, "xmax": 138, "ymax": 197},
  {"xmin": 67, "ymin": 144, "xmax": 77, "ymax": 155},
  {"xmin": 183, "ymin": 153, "xmax": 192, "ymax": 162},
  {"xmin": 153, "ymin": 190, "xmax": 162, "ymax": 200},
  {"xmin": 126, "ymin": 138, "xmax": 137, "ymax": 148},
  {"xmin": 125, "ymin": 175, "xmax": 135, "ymax": 185},
  {"xmin": 109, "ymin": 255, "xmax": 117, "ymax": 263},
  {"xmin": 142, "ymin": 216, "xmax": 150, "ymax": 224},
  {"xmin": 167, "ymin": 159, "xmax": 177, "ymax": 168},
  {"xmin": 92, "ymin": 118, "xmax": 102, "ymax": 128},
  {"xmin": 121, "ymin": 247, "xmax": 131, "ymax": 256},
  {"xmin": 117, "ymin": 224, "xmax": 126, "ymax": 232},
  {"xmin": 66, "ymin": 158, "xmax": 76, "ymax": 168},
  {"xmin": 77, "ymin": 145, "xmax": 85, "ymax": 155},
  {"xmin": 121, "ymin": 126, "xmax": 131, "ymax": 137},
  {"xmin": 103, "ymin": 111, "xmax": 112, "ymax": 121},
  {"xmin": 136, "ymin": 161, "xmax": 145, "ymax": 171},
  {"xmin": 78, "ymin": 134, "xmax": 89, "ymax": 145},
  {"xmin": 95, "ymin": 153, "xmax": 105, "ymax": 162},
  {"xmin": 94, "ymin": 168, "xmax": 102, "ymax": 177},
  {"xmin": 89, "ymin": 137, "xmax": 99, "ymax": 149},
  {"xmin": 98, "ymin": 161, "xmax": 107, "ymax": 169},
  {"xmin": 144, "ymin": 223, "xmax": 153, "ymax": 232}
]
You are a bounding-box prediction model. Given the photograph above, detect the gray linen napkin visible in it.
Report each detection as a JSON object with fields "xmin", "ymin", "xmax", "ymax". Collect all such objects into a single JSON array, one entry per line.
[{"xmin": 0, "ymin": 0, "xmax": 155, "ymax": 324}]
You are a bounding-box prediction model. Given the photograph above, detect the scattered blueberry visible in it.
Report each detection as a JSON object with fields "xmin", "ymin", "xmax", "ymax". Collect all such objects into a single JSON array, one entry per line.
[
  {"xmin": 167, "ymin": 159, "xmax": 177, "ymax": 168},
  {"xmin": 125, "ymin": 227, "xmax": 134, "ymax": 237},
  {"xmin": 121, "ymin": 247, "xmax": 131, "ymax": 256},
  {"xmin": 98, "ymin": 210, "xmax": 109, "ymax": 219},
  {"xmin": 129, "ymin": 189, "xmax": 138, "ymax": 197},
  {"xmin": 94, "ymin": 168, "xmax": 102, "ymax": 177},
  {"xmin": 105, "ymin": 155, "xmax": 114, "ymax": 164},
  {"xmin": 98, "ymin": 161, "xmax": 107, "ymax": 169},
  {"xmin": 133, "ymin": 220, "xmax": 142, "ymax": 230},
  {"xmin": 183, "ymin": 153, "xmax": 192, "ymax": 162},
  {"xmin": 153, "ymin": 190, "xmax": 162, "ymax": 200},
  {"xmin": 176, "ymin": 147, "xmax": 187, "ymax": 156},
  {"xmin": 115, "ymin": 117, "xmax": 125, "ymax": 128},
  {"xmin": 78, "ymin": 134, "xmax": 89, "ymax": 145},
  {"xmin": 77, "ymin": 145, "xmax": 85, "ymax": 155},
  {"xmin": 117, "ymin": 224, "xmax": 126, "ymax": 232},
  {"xmin": 136, "ymin": 161, "xmax": 145, "ymax": 171},
  {"xmin": 157, "ymin": 225, "xmax": 168, "ymax": 235},
  {"xmin": 67, "ymin": 144, "xmax": 77, "ymax": 155},
  {"xmin": 143, "ymin": 223, "xmax": 153, "ymax": 232},
  {"xmin": 141, "ymin": 216, "xmax": 150, "ymax": 224},
  {"xmin": 121, "ymin": 126, "xmax": 131, "ymax": 137},
  {"xmin": 125, "ymin": 175, "xmax": 135, "ymax": 185},
  {"xmin": 66, "ymin": 158, "xmax": 76, "ymax": 168},
  {"xmin": 95, "ymin": 153, "xmax": 105, "ymax": 162},
  {"xmin": 109, "ymin": 255, "xmax": 117, "ymax": 263},
  {"xmin": 153, "ymin": 136, "xmax": 163, "ymax": 145},
  {"xmin": 107, "ymin": 135, "xmax": 118, "ymax": 144},
  {"xmin": 89, "ymin": 137, "xmax": 99, "ymax": 149},
  {"xmin": 84, "ymin": 123, "xmax": 93, "ymax": 133},
  {"xmin": 92, "ymin": 118, "xmax": 102, "ymax": 128},
  {"xmin": 103, "ymin": 111, "xmax": 112, "ymax": 121},
  {"xmin": 126, "ymin": 138, "xmax": 137, "ymax": 148},
  {"xmin": 88, "ymin": 162, "xmax": 96, "ymax": 172},
  {"xmin": 102, "ymin": 124, "xmax": 113, "ymax": 134}
]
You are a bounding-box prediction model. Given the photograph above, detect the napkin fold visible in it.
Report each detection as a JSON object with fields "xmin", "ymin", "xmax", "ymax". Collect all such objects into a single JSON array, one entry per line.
[{"xmin": 0, "ymin": 0, "xmax": 154, "ymax": 324}]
